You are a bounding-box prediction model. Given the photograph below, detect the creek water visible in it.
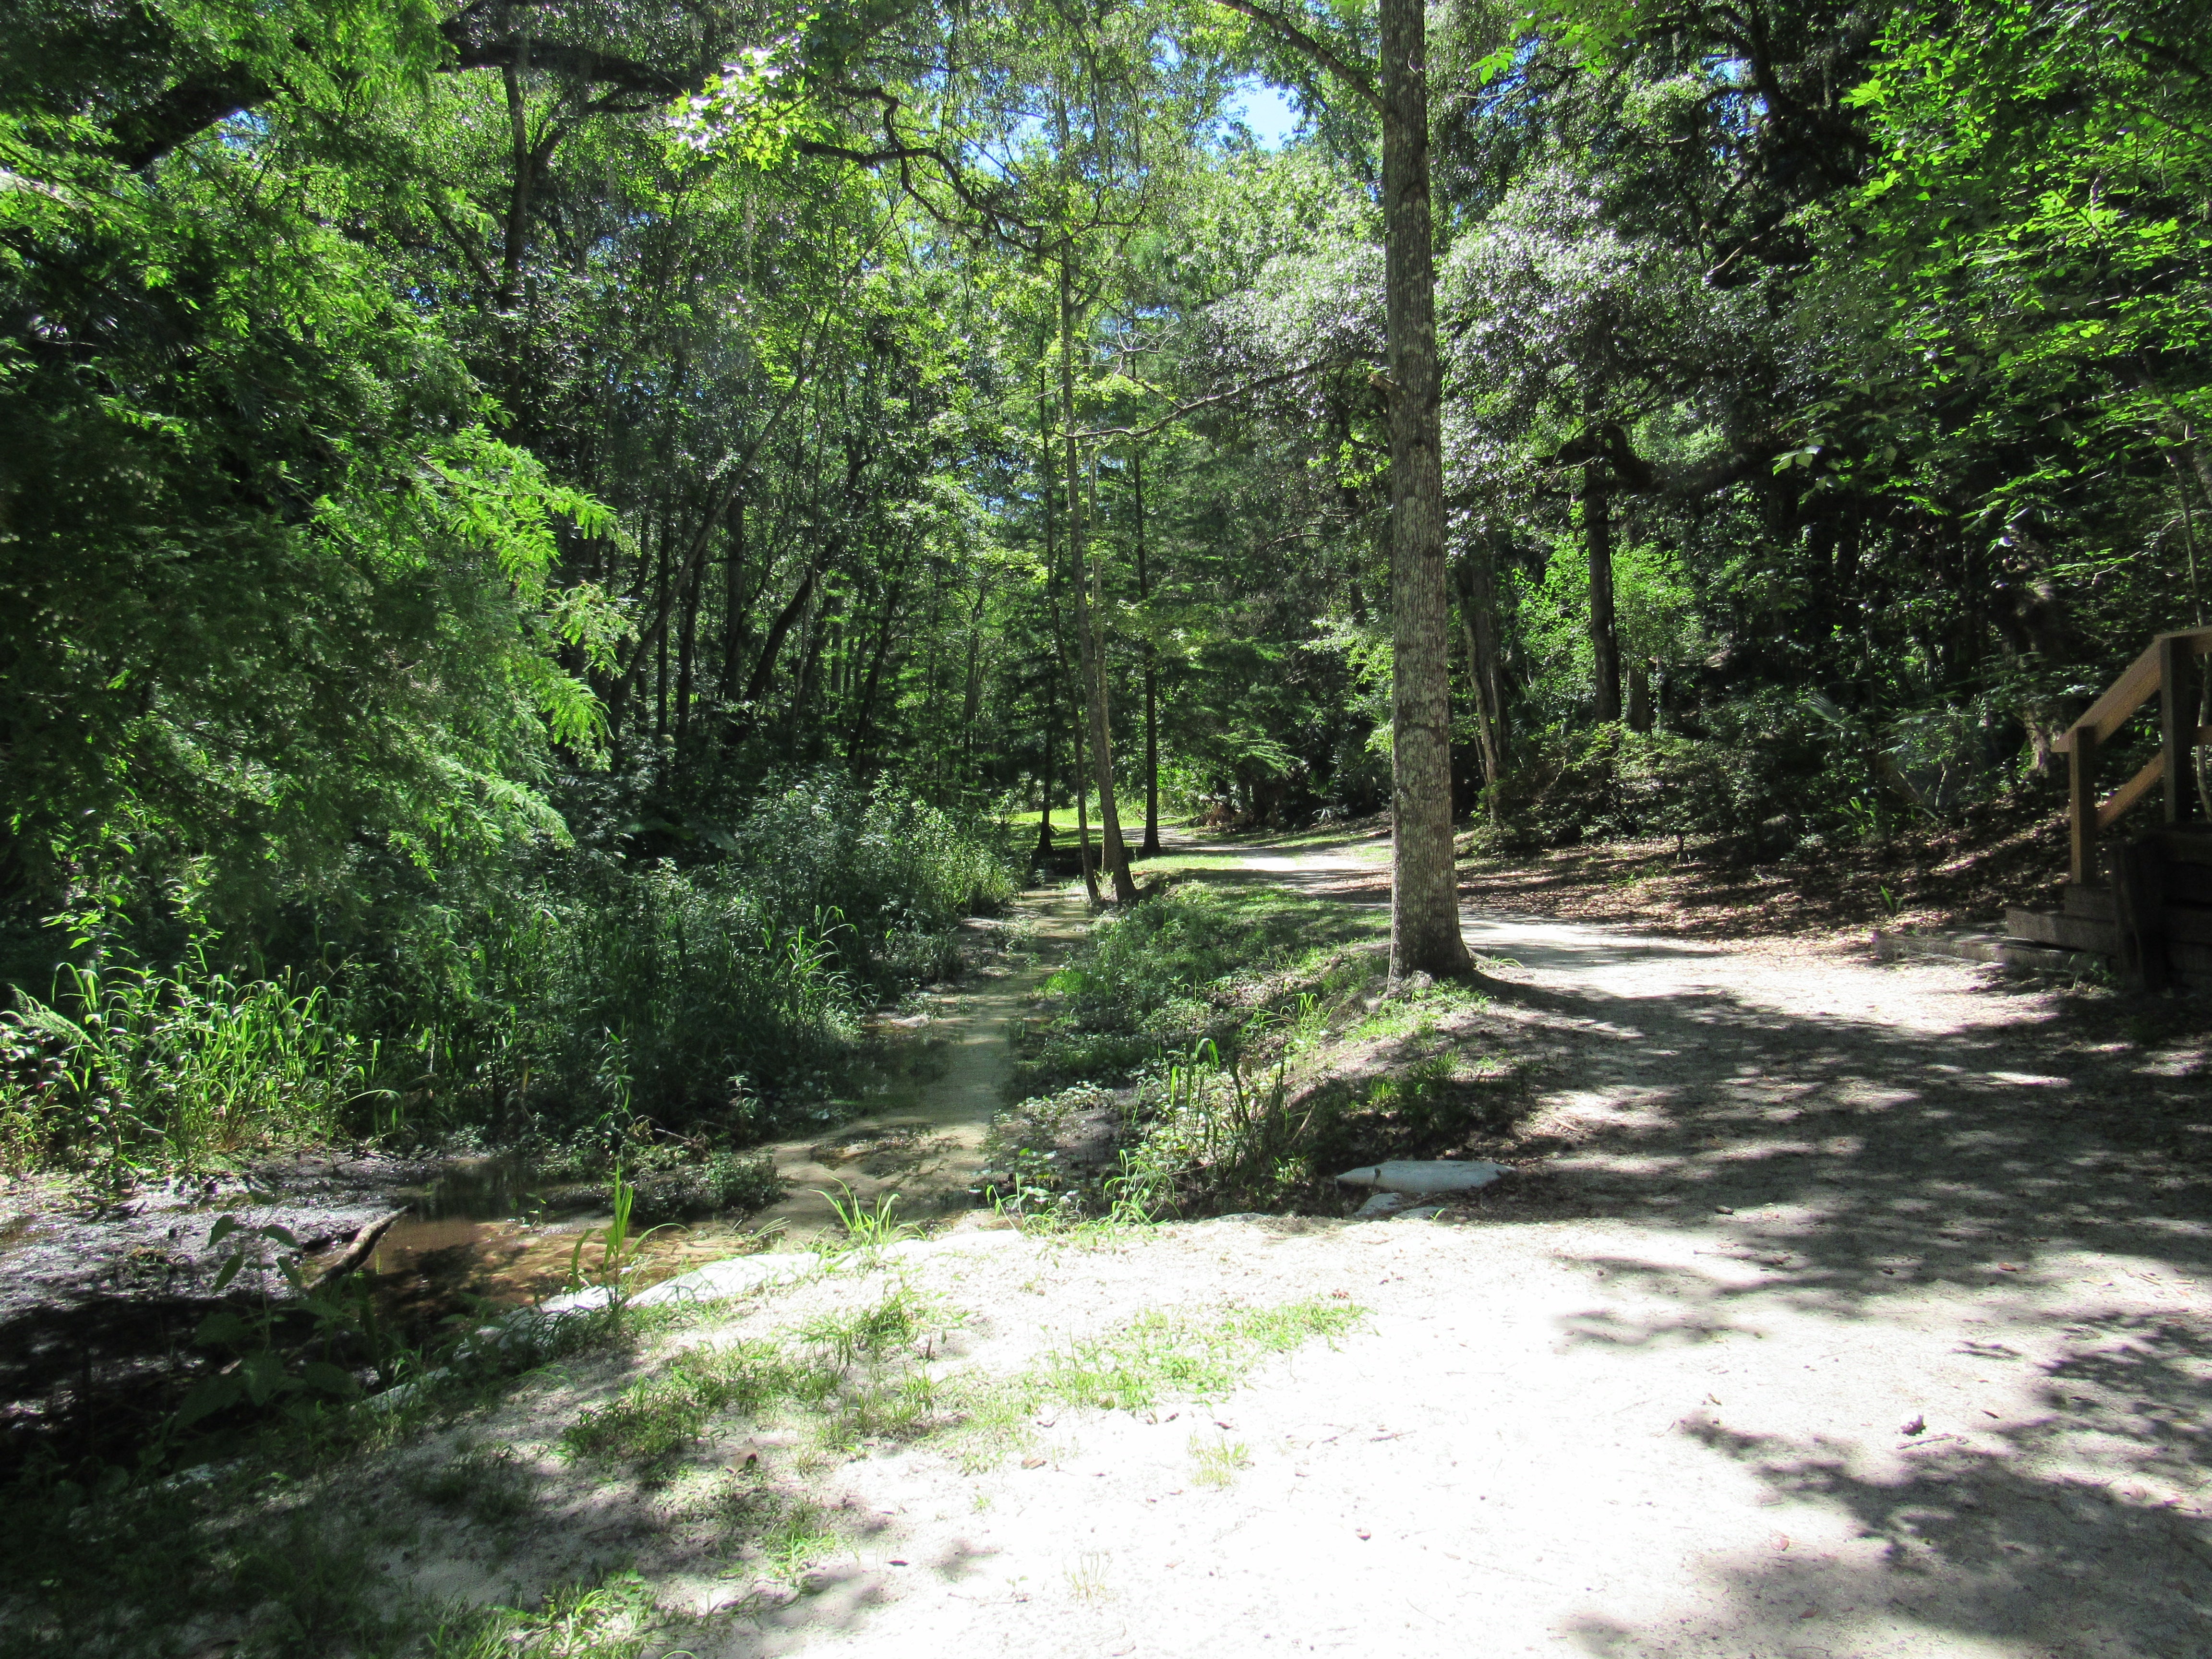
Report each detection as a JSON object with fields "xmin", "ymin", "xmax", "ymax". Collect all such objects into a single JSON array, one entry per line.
[{"xmin": 356, "ymin": 894, "xmax": 1084, "ymax": 1325}]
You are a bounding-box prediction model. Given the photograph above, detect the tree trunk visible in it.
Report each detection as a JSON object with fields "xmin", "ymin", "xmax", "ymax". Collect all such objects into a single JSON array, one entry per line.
[
  {"xmin": 1626, "ymin": 661, "xmax": 1653, "ymax": 732},
  {"xmin": 1380, "ymin": 0, "xmax": 1475, "ymax": 983},
  {"xmin": 1585, "ymin": 455, "xmax": 1622, "ymax": 724},
  {"xmin": 1036, "ymin": 370, "xmax": 1061, "ymax": 861},
  {"xmin": 1134, "ymin": 452, "xmax": 1161, "ymax": 856},
  {"xmin": 1036, "ymin": 716, "xmax": 1056, "ymax": 857},
  {"xmin": 745, "ymin": 563, "xmax": 817, "ymax": 705},
  {"xmin": 1058, "ymin": 249, "xmax": 1138, "ymax": 904},
  {"xmin": 653, "ymin": 504, "xmax": 672, "ymax": 759},
  {"xmin": 845, "ymin": 574, "xmax": 904, "ymax": 771},
  {"xmin": 675, "ymin": 520, "xmax": 706, "ymax": 760},
  {"xmin": 1071, "ymin": 685, "xmax": 1101, "ymax": 904},
  {"xmin": 721, "ymin": 502, "xmax": 748, "ymax": 699},
  {"xmin": 1454, "ymin": 545, "xmax": 1508, "ymax": 810},
  {"xmin": 498, "ymin": 37, "xmax": 534, "ymax": 312}
]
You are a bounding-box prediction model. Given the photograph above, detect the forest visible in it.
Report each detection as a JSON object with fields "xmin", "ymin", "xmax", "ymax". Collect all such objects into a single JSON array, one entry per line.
[
  {"xmin": 8, "ymin": 0, "xmax": 2206, "ymax": 1171},
  {"xmin": 3, "ymin": 1, "xmax": 2211, "ymax": 1652}
]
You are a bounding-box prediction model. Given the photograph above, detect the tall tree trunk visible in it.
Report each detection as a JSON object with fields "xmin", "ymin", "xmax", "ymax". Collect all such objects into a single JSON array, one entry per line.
[
  {"xmin": 675, "ymin": 522, "xmax": 705, "ymax": 762},
  {"xmin": 845, "ymin": 574, "xmax": 904, "ymax": 771},
  {"xmin": 745, "ymin": 563, "xmax": 817, "ymax": 705},
  {"xmin": 1585, "ymin": 455, "xmax": 1622, "ymax": 724},
  {"xmin": 652, "ymin": 504, "xmax": 672, "ymax": 759},
  {"xmin": 1454, "ymin": 548, "xmax": 1507, "ymax": 810},
  {"xmin": 1036, "ymin": 715, "xmax": 1057, "ymax": 858},
  {"xmin": 960, "ymin": 573, "xmax": 988, "ymax": 776},
  {"xmin": 1036, "ymin": 371, "xmax": 1061, "ymax": 861},
  {"xmin": 1134, "ymin": 452, "xmax": 1161, "ymax": 857},
  {"xmin": 1058, "ymin": 249, "xmax": 1138, "ymax": 904},
  {"xmin": 1071, "ymin": 681, "xmax": 1101, "ymax": 904},
  {"xmin": 721, "ymin": 502, "xmax": 748, "ymax": 699},
  {"xmin": 1380, "ymin": 0, "xmax": 1475, "ymax": 982},
  {"xmin": 498, "ymin": 35, "xmax": 534, "ymax": 312}
]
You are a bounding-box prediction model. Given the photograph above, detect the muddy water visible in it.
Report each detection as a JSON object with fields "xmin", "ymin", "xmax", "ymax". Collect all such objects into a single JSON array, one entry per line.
[
  {"xmin": 357, "ymin": 894, "xmax": 1084, "ymax": 1321},
  {"xmin": 747, "ymin": 895, "xmax": 1084, "ymax": 1240},
  {"xmin": 0, "ymin": 891, "xmax": 1087, "ymax": 1466}
]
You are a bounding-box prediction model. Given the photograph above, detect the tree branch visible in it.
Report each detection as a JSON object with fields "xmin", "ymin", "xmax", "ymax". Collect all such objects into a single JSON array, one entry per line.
[
  {"xmin": 1077, "ymin": 360, "xmax": 1357, "ymax": 442},
  {"xmin": 1208, "ymin": 0, "xmax": 1382, "ymax": 112}
]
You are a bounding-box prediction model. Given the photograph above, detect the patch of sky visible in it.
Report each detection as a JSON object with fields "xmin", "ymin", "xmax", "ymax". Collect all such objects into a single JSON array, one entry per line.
[{"xmin": 1226, "ymin": 77, "xmax": 1301, "ymax": 150}]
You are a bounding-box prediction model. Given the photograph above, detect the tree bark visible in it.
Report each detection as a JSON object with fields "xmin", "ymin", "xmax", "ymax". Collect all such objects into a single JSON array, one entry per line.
[
  {"xmin": 1379, "ymin": 0, "xmax": 1475, "ymax": 983},
  {"xmin": 1454, "ymin": 547, "xmax": 1508, "ymax": 808},
  {"xmin": 721, "ymin": 502, "xmax": 749, "ymax": 699},
  {"xmin": 845, "ymin": 573, "xmax": 905, "ymax": 771},
  {"xmin": 1036, "ymin": 716, "xmax": 1057, "ymax": 857},
  {"xmin": 1585, "ymin": 456, "xmax": 1623, "ymax": 724},
  {"xmin": 1626, "ymin": 662, "xmax": 1653, "ymax": 732},
  {"xmin": 498, "ymin": 37, "xmax": 535, "ymax": 311},
  {"xmin": 1134, "ymin": 452, "xmax": 1162, "ymax": 857},
  {"xmin": 674, "ymin": 518, "xmax": 705, "ymax": 761},
  {"xmin": 1058, "ymin": 249, "xmax": 1138, "ymax": 904},
  {"xmin": 652, "ymin": 502, "xmax": 672, "ymax": 757},
  {"xmin": 1070, "ymin": 680, "xmax": 1101, "ymax": 904}
]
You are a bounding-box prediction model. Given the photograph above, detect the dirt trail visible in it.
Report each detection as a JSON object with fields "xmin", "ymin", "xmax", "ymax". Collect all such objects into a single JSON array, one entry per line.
[{"xmin": 510, "ymin": 833, "xmax": 2211, "ymax": 1658}]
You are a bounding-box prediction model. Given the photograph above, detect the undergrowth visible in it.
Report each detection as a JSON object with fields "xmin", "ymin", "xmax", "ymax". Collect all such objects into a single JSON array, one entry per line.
[
  {"xmin": 0, "ymin": 778, "xmax": 1016, "ymax": 1180},
  {"xmin": 1007, "ymin": 878, "xmax": 1522, "ymax": 1219}
]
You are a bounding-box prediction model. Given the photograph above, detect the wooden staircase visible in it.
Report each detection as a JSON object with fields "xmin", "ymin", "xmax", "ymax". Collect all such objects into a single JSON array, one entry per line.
[
  {"xmin": 2004, "ymin": 625, "xmax": 2212, "ymax": 992},
  {"xmin": 2005, "ymin": 835, "xmax": 2212, "ymax": 990}
]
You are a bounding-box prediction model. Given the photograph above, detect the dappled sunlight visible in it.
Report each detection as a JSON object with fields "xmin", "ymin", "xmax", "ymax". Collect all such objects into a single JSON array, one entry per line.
[{"xmin": 1562, "ymin": 1310, "xmax": 2212, "ymax": 1655}]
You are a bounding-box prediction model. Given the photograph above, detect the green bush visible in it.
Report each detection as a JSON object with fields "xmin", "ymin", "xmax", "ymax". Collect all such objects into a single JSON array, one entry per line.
[
  {"xmin": 729, "ymin": 776, "xmax": 1016, "ymax": 978},
  {"xmin": 1, "ymin": 783, "xmax": 1017, "ymax": 1173}
]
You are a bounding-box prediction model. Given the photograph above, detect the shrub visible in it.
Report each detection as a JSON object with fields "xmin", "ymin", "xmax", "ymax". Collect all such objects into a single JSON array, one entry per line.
[{"xmin": 1, "ymin": 784, "xmax": 1016, "ymax": 1173}]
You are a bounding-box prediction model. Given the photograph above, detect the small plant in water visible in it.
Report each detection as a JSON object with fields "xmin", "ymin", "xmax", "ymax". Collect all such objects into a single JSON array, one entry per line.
[
  {"xmin": 566, "ymin": 1161, "xmax": 684, "ymax": 1309},
  {"xmin": 815, "ymin": 1180, "xmax": 912, "ymax": 1259}
]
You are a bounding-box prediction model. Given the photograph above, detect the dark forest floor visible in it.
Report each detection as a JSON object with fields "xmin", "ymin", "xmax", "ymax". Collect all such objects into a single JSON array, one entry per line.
[{"xmin": 1455, "ymin": 805, "xmax": 2072, "ymax": 942}]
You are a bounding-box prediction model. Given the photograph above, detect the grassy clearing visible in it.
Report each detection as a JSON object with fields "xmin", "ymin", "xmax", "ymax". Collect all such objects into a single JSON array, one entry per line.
[
  {"xmin": 1017, "ymin": 1299, "xmax": 1362, "ymax": 1414},
  {"xmin": 1017, "ymin": 882, "xmax": 1380, "ymax": 1094},
  {"xmin": 0, "ymin": 1272, "xmax": 1363, "ymax": 1658}
]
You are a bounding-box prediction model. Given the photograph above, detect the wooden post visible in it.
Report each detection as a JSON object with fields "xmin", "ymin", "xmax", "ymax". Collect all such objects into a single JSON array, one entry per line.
[
  {"xmin": 2112, "ymin": 835, "xmax": 2169, "ymax": 992},
  {"xmin": 2068, "ymin": 723, "xmax": 2099, "ymax": 886},
  {"xmin": 2160, "ymin": 633, "xmax": 2193, "ymax": 825}
]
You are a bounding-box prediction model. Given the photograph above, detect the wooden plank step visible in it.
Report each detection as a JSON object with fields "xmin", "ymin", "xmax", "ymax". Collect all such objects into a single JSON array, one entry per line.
[
  {"xmin": 2167, "ymin": 864, "xmax": 2212, "ymax": 905},
  {"xmin": 2064, "ymin": 883, "xmax": 2115, "ymax": 920},
  {"xmin": 2005, "ymin": 907, "xmax": 2117, "ymax": 954},
  {"xmin": 1873, "ymin": 929, "xmax": 2106, "ymax": 976},
  {"xmin": 2168, "ymin": 907, "xmax": 2212, "ymax": 946}
]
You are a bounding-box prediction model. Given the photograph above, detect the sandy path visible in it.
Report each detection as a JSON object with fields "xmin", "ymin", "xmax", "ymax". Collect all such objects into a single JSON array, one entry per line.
[{"xmin": 541, "ymin": 838, "xmax": 2210, "ymax": 1658}]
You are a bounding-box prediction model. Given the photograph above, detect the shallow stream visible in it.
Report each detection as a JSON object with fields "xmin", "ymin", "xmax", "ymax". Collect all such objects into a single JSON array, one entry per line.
[
  {"xmin": 355, "ymin": 895, "xmax": 1084, "ymax": 1324},
  {"xmin": 0, "ymin": 890, "xmax": 1082, "ymax": 1467}
]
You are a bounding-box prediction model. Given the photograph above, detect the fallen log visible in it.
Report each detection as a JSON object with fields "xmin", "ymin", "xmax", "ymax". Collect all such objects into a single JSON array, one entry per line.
[{"xmin": 313, "ymin": 1209, "xmax": 406, "ymax": 1286}]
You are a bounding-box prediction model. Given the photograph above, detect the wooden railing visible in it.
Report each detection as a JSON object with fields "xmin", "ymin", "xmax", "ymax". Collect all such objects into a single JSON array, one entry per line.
[{"xmin": 2053, "ymin": 624, "xmax": 2212, "ymax": 883}]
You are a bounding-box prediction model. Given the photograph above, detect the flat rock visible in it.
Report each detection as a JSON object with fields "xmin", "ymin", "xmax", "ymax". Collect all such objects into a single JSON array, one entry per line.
[
  {"xmin": 1354, "ymin": 1192, "xmax": 1416, "ymax": 1218},
  {"xmin": 1336, "ymin": 1160, "xmax": 1510, "ymax": 1198}
]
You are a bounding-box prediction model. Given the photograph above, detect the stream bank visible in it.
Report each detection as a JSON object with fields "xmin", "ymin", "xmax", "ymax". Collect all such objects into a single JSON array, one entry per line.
[{"xmin": 0, "ymin": 886, "xmax": 1085, "ymax": 1473}]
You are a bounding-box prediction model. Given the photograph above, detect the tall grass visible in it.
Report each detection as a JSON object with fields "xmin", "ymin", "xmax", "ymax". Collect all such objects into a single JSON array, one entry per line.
[
  {"xmin": 362, "ymin": 863, "xmax": 860, "ymax": 1140},
  {"xmin": 0, "ymin": 781, "xmax": 1017, "ymax": 1174},
  {"xmin": 0, "ymin": 947, "xmax": 363, "ymax": 1173}
]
